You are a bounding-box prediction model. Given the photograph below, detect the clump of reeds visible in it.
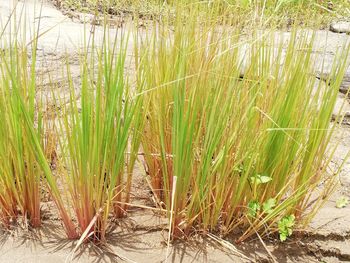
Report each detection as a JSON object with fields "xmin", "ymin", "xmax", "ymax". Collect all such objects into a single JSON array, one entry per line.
[
  {"xmin": 55, "ymin": 30, "xmax": 144, "ymax": 242},
  {"xmin": 0, "ymin": 12, "xmax": 78, "ymax": 238},
  {"xmin": 0, "ymin": 12, "xmax": 143, "ymax": 241},
  {"xmin": 0, "ymin": 41, "xmax": 43, "ymax": 228},
  {"xmin": 136, "ymin": 14, "xmax": 349, "ymax": 241},
  {"xmin": 0, "ymin": 19, "xmax": 67, "ymax": 232},
  {"xmin": 0, "ymin": 4, "xmax": 349, "ymax": 245}
]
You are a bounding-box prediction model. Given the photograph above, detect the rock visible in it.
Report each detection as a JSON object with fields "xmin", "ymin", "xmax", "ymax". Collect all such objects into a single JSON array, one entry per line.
[
  {"xmin": 328, "ymin": 126, "xmax": 350, "ymax": 191},
  {"xmin": 330, "ymin": 21, "xmax": 350, "ymax": 34},
  {"xmin": 332, "ymin": 93, "xmax": 350, "ymax": 121},
  {"xmin": 315, "ymin": 72, "xmax": 350, "ymax": 96},
  {"xmin": 307, "ymin": 240, "xmax": 350, "ymax": 262},
  {"xmin": 339, "ymin": 75, "xmax": 350, "ymax": 95}
]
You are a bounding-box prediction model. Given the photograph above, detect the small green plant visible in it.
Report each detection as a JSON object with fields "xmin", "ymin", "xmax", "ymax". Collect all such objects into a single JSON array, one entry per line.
[
  {"xmin": 278, "ymin": 215, "xmax": 295, "ymax": 241},
  {"xmin": 262, "ymin": 198, "xmax": 276, "ymax": 214},
  {"xmin": 248, "ymin": 201, "xmax": 261, "ymax": 218}
]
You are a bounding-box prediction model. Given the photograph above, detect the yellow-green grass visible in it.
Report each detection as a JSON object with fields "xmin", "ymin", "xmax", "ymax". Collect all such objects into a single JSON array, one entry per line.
[
  {"xmin": 0, "ymin": 14, "xmax": 76, "ymax": 236},
  {"xmin": 54, "ymin": 31, "xmax": 144, "ymax": 242},
  {"xmin": 0, "ymin": 4, "xmax": 349, "ymax": 244},
  {"xmin": 136, "ymin": 14, "xmax": 349, "ymax": 241},
  {"xmin": 0, "ymin": 43, "xmax": 43, "ymax": 228}
]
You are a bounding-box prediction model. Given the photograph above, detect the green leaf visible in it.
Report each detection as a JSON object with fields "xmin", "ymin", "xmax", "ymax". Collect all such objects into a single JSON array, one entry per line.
[
  {"xmin": 336, "ymin": 196, "xmax": 349, "ymax": 208},
  {"xmin": 260, "ymin": 175, "xmax": 273, "ymax": 183},
  {"xmin": 250, "ymin": 173, "xmax": 272, "ymax": 185},
  {"xmin": 280, "ymin": 232, "xmax": 288, "ymax": 242},
  {"xmin": 278, "ymin": 215, "xmax": 295, "ymax": 242},
  {"xmin": 262, "ymin": 198, "xmax": 276, "ymax": 214},
  {"xmin": 248, "ymin": 200, "xmax": 260, "ymax": 218}
]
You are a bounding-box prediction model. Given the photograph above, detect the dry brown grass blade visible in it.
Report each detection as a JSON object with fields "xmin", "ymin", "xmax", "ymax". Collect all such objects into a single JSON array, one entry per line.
[
  {"xmin": 66, "ymin": 208, "xmax": 103, "ymax": 262},
  {"xmin": 165, "ymin": 176, "xmax": 177, "ymax": 262},
  {"xmin": 253, "ymin": 227, "xmax": 278, "ymax": 263},
  {"xmin": 206, "ymin": 233, "xmax": 252, "ymax": 262}
]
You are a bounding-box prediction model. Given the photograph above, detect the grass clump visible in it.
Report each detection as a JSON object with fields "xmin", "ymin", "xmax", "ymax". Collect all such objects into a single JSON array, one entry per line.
[
  {"xmin": 0, "ymin": 24, "xmax": 143, "ymax": 241},
  {"xmin": 55, "ymin": 31, "xmax": 143, "ymax": 242},
  {"xmin": 0, "ymin": 3, "xmax": 349, "ymax": 246},
  {"xmin": 136, "ymin": 16, "xmax": 349, "ymax": 241},
  {"xmin": 0, "ymin": 19, "xmax": 77, "ymax": 236},
  {"xmin": 0, "ymin": 41, "xmax": 43, "ymax": 228}
]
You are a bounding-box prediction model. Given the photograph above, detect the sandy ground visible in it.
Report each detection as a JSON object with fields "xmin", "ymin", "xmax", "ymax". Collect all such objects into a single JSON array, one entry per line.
[{"xmin": 0, "ymin": 0, "xmax": 350, "ymax": 262}]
